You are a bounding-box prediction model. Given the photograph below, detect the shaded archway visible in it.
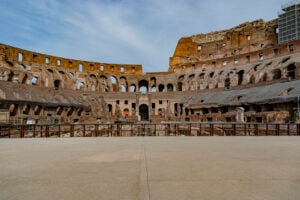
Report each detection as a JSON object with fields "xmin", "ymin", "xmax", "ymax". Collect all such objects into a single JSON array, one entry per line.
[
  {"xmin": 139, "ymin": 104, "xmax": 149, "ymax": 121},
  {"xmin": 139, "ymin": 80, "xmax": 148, "ymax": 93}
]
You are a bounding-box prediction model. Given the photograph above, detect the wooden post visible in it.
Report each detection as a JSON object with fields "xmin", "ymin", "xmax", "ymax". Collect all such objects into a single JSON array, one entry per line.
[
  {"xmin": 243, "ymin": 124, "xmax": 247, "ymax": 136},
  {"xmin": 20, "ymin": 125, "xmax": 24, "ymax": 138},
  {"xmin": 232, "ymin": 124, "xmax": 236, "ymax": 136},
  {"xmin": 287, "ymin": 124, "xmax": 290, "ymax": 136},
  {"xmin": 33, "ymin": 125, "xmax": 36, "ymax": 138},
  {"xmin": 8, "ymin": 124, "xmax": 11, "ymax": 138},
  {"xmin": 45, "ymin": 125, "xmax": 49, "ymax": 137},
  {"xmin": 210, "ymin": 124, "xmax": 214, "ymax": 136},
  {"xmin": 266, "ymin": 124, "xmax": 268, "ymax": 136},
  {"xmin": 58, "ymin": 125, "xmax": 61, "ymax": 137},
  {"xmin": 82, "ymin": 124, "xmax": 86, "ymax": 137},
  {"xmin": 297, "ymin": 124, "xmax": 300, "ymax": 136},
  {"xmin": 275, "ymin": 124, "xmax": 280, "ymax": 136},
  {"xmin": 254, "ymin": 124, "xmax": 258, "ymax": 136},
  {"xmin": 70, "ymin": 125, "xmax": 74, "ymax": 137}
]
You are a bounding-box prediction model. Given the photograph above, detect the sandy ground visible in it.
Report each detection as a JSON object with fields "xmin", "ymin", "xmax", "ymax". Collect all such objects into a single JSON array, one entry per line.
[{"xmin": 0, "ymin": 137, "xmax": 300, "ymax": 200}]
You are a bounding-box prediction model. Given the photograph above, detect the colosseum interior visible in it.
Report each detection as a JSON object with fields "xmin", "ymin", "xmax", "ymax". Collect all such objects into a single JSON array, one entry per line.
[{"xmin": 1, "ymin": 7, "xmax": 300, "ymax": 125}]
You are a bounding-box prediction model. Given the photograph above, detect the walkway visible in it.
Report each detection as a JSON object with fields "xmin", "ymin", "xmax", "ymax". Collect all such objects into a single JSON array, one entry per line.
[{"xmin": 0, "ymin": 137, "xmax": 300, "ymax": 200}]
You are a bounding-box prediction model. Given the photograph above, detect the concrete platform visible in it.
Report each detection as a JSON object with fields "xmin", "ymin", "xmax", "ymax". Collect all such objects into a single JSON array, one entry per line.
[{"xmin": 0, "ymin": 137, "xmax": 300, "ymax": 200}]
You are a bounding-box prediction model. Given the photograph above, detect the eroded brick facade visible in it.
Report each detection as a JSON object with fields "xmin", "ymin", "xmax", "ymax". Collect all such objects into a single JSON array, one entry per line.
[{"xmin": 1, "ymin": 18, "xmax": 300, "ymax": 124}]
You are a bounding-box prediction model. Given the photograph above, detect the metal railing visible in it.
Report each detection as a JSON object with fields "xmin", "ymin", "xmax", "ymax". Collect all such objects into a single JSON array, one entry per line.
[{"xmin": 1, "ymin": 123, "xmax": 300, "ymax": 138}]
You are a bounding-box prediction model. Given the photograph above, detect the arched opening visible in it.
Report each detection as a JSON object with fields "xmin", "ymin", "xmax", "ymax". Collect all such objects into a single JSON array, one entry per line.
[
  {"xmin": 54, "ymin": 80, "xmax": 61, "ymax": 90},
  {"xmin": 139, "ymin": 80, "xmax": 148, "ymax": 93},
  {"xmin": 31, "ymin": 77, "xmax": 38, "ymax": 85},
  {"xmin": 167, "ymin": 84, "xmax": 173, "ymax": 92},
  {"xmin": 272, "ymin": 69, "xmax": 282, "ymax": 80},
  {"xmin": 22, "ymin": 104, "xmax": 31, "ymax": 115},
  {"xmin": 151, "ymin": 86, "xmax": 157, "ymax": 92},
  {"xmin": 77, "ymin": 82, "xmax": 84, "ymax": 90},
  {"xmin": 158, "ymin": 84, "xmax": 165, "ymax": 92},
  {"xmin": 123, "ymin": 108, "xmax": 129, "ymax": 117},
  {"xmin": 225, "ymin": 77, "xmax": 230, "ymax": 89},
  {"xmin": 287, "ymin": 63, "xmax": 296, "ymax": 80},
  {"xmin": 110, "ymin": 76, "xmax": 117, "ymax": 84},
  {"xmin": 130, "ymin": 84, "xmax": 136, "ymax": 92},
  {"xmin": 7, "ymin": 71, "xmax": 14, "ymax": 82},
  {"xmin": 139, "ymin": 104, "xmax": 149, "ymax": 121},
  {"xmin": 150, "ymin": 77, "xmax": 156, "ymax": 87},
  {"xmin": 178, "ymin": 82, "xmax": 183, "ymax": 91},
  {"xmin": 174, "ymin": 103, "xmax": 178, "ymax": 116},
  {"xmin": 34, "ymin": 105, "xmax": 42, "ymax": 116},
  {"xmin": 9, "ymin": 104, "xmax": 18, "ymax": 116},
  {"xmin": 260, "ymin": 73, "xmax": 267, "ymax": 82},
  {"xmin": 249, "ymin": 75, "xmax": 255, "ymax": 84},
  {"xmin": 108, "ymin": 104, "xmax": 113, "ymax": 115},
  {"xmin": 121, "ymin": 84, "xmax": 126, "ymax": 92},
  {"xmin": 21, "ymin": 74, "xmax": 28, "ymax": 84},
  {"xmin": 237, "ymin": 70, "xmax": 244, "ymax": 85}
]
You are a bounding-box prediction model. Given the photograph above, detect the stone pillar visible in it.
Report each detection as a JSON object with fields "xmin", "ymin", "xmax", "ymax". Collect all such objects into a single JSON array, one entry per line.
[{"xmin": 236, "ymin": 107, "xmax": 245, "ymax": 123}]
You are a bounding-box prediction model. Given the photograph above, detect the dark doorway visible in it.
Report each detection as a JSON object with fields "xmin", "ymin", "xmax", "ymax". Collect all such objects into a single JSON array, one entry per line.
[{"xmin": 139, "ymin": 104, "xmax": 149, "ymax": 121}]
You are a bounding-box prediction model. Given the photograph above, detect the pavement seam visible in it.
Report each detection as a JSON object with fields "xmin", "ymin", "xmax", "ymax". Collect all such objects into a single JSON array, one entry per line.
[{"xmin": 142, "ymin": 138, "xmax": 151, "ymax": 200}]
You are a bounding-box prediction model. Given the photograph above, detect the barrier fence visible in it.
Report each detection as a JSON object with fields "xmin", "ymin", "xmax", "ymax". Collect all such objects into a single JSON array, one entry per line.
[{"xmin": 0, "ymin": 123, "xmax": 300, "ymax": 138}]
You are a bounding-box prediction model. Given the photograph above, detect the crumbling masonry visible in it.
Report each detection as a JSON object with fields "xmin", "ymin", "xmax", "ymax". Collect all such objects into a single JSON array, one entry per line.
[{"xmin": 1, "ymin": 12, "xmax": 300, "ymax": 124}]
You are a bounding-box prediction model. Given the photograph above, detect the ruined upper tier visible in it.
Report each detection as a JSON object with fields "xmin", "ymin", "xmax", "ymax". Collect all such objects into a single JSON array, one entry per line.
[{"xmin": 169, "ymin": 19, "xmax": 284, "ymax": 72}]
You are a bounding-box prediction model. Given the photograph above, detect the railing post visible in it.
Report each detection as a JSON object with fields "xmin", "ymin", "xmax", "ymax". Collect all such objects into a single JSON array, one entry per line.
[
  {"xmin": 45, "ymin": 125, "xmax": 49, "ymax": 137},
  {"xmin": 8, "ymin": 124, "xmax": 11, "ymax": 138},
  {"xmin": 33, "ymin": 124, "xmax": 36, "ymax": 138},
  {"xmin": 297, "ymin": 124, "xmax": 300, "ymax": 136},
  {"xmin": 266, "ymin": 124, "xmax": 268, "ymax": 136},
  {"xmin": 20, "ymin": 125, "xmax": 24, "ymax": 138},
  {"xmin": 210, "ymin": 124, "xmax": 214, "ymax": 136},
  {"xmin": 232, "ymin": 124, "xmax": 236, "ymax": 136},
  {"xmin": 275, "ymin": 124, "xmax": 279, "ymax": 136},
  {"xmin": 199, "ymin": 124, "xmax": 202, "ymax": 136},
  {"xmin": 58, "ymin": 125, "xmax": 61, "ymax": 137},
  {"xmin": 154, "ymin": 124, "xmax": 156, "ymax": 136},
  {"xmin": 243, "ymin": 124, "xmax": 247, "ymax": 136},
  {"xmin": 40, "ymin": 125, "xmax": 43, "ymax": 137},
  {"xmin": 254, "ymin": 124, "xmax": 258, "ymax": 136},
  {"xmin": 82, "ymin": 124, "xmax": 86, "ymax": 137},
  {"xmin": 188, "ymin": 124, "xmax": 191, "ymax": 136},
  {"xmin": 70, "ymin": 125, "xmax": 74, "ymax": 137},
  {"xmin": 287, "ymin": 124, "xmax": 290, "ymax": 136}
]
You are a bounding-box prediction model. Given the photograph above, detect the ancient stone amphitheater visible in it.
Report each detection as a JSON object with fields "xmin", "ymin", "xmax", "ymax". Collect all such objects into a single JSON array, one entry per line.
[{"xmin": 1, "ymin": 9, "xmax": 300, "ymax": 125}]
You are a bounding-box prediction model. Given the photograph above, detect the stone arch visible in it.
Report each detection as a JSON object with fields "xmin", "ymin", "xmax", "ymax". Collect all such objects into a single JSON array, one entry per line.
[
  {"xmin": 259, "ymin": 72, "xmax": 268, "ymax": 82},
  {"xmin": 150, "ymin": 77, "xmax": 157, "ymax": 92},
  {"xmin": 158, "ymin": 84, "xmax": 165, "ymax": 92},
  {"xmin": 20, "ymin": 73, "xmax": 28, "ymax": 84},
  {"xmin": 130, "ymin": 84, "xmax": 136, "ymax": 92},
  {"xmin": 22, "ymin": 104, "xmax": 31, "ymax": 115},
  {"xmin": 9, "ymin": 104, "xmax": 18, "ymax": 116},
  {"xmin": 139, "ymin": 104, "xmax": 149, "ymax": 121},
  {"xmin": 108, "ymin": 104, "xmax": 113, "ymax": 115},
  {"xmin": 123, "ymin": 108, "xmax": 129, "ymax": 117},
  {"xmin": 287, "ymin": 63, "xmax": 296, "ymax": 80},
  {"xmin": 167, "ymin": 83, "xmax": 173, "ymax": 91},
  {"xmin": 54, "ymin": 79, "xmax": 61, "ymax": 90},
  {"xmin": 139, "ymin": 80, "xmax": 148, "ymax": 93},
  {"xmin": 89, "ymin": 74, "xmax": 98, "ymax": 91},
  {"xmin": 110, "ymin": 76, "xmax": 118, "ymax": 92},
  {"xmin": 237, "ymin": 70, "xmax": 244, "ymax": 85},
  {"xmin": 272, "ymin": 69, "xmax": 282, "ymax": 80},
  {"xmin": 249, "ymin": 74, "xmax": 255, "ymax": 84},
  {"xmin": 99, "ymin": 75, "xmax": 109, "ymax": 92},
  {"xmin": 34, "ymin": 105, "xmax": 42, "ymax": 116},
  {"xmin": 120, "ymin": 76, "xmax": 128, "ymax": 92}
]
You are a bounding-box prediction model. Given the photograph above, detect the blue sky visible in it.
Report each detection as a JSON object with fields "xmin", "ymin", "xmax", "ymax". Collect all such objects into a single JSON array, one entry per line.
[{"xmin": 0, "ymin": 0, "xmax": 285, "ymax": 72}]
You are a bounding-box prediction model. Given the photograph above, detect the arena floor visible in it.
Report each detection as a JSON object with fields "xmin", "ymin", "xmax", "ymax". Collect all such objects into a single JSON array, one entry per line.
[{"xmin": 0, "ymin": 137, "xmax": 300, "ymax": 200}]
